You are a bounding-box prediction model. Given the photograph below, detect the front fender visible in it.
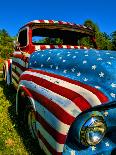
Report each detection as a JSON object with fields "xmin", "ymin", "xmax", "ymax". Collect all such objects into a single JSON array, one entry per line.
[{"xmin": 16, "ymin": 84, "xmax": 36, "ymax": 115}]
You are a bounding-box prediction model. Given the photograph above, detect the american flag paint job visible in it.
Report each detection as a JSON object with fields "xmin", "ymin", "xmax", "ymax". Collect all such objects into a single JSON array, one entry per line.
[
  {"xmin": 11, "ymin": 47, "xmax": 116, "ymax": 154},
  {"xmin": 13, "ymin": 48, "xmax": 115, "ymax": 154}
]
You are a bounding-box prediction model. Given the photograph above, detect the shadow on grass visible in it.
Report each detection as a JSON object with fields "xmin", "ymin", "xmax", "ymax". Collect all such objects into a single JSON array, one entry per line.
[{"xmin": 0, "ymin": 80, "xmax": 45, "ymax": 155}]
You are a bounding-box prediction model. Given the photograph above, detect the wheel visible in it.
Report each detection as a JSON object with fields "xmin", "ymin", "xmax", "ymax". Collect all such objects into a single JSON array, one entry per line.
[
  {"xmin": 17, "ymin": 93, "xmax": 38, "ymax": 139},
  {"xmin": 26, "ymin": 107, "xmax": 38, "ymax": 139}
]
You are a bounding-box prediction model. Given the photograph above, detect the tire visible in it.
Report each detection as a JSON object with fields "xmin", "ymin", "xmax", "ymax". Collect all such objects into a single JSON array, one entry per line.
[
  {"xmin": 25, "ymin": 106, "xmax": 38, "ymax": 139},
  {"xmin": 18, "ymin": 95, "xmax": 38, "ymax": 140}
]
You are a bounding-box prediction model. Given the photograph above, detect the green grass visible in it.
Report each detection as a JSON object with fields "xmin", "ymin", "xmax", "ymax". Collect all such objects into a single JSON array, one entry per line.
[
  {"xmin": 0, "ymin": 62, "xmax": 3, "ymax": 71},
  {"xmin": 0, "ymin": 80, "xmax": 44, "ymax": 155}
]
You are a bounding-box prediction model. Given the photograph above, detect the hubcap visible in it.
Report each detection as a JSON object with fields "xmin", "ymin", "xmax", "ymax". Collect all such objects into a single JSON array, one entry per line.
[{"xmin": 28, "ymin": 110, "xmax": 37, "ymax": 138}]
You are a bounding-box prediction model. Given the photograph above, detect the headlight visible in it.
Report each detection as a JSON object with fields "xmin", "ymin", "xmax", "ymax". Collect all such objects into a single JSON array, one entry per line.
[{"xmin": 80, "ymin": 116, "xmax": 107, "ymax": 146}]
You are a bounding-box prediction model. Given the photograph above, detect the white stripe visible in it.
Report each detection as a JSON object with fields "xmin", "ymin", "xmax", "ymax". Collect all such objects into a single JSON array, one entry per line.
[
  {"xmin": 20, "ymin": 79, "xmax": 81, "ymax": 117},
  {"xmin": 13, "ymin": 58, "xmax": 26, "ymax": 67},
  {"xmin": 32, "ymin": 20, "xmax": 40, "ymax": 23},
  {"xmin": 62, "ymin": 45, "xmax": 67, "ymax": 48},
  {"xmin": 23, "ymin": 71, "xmax": 101, "ymax": 106},
  {"xmin": 44, "ymin": 20, "xmax": 49, "ymax": 23},
  {"xmin": 19, "ymin": 80, "xmax": 70, "ymax": 135},
  {"xmin": 45, "ymin": 45, "xmax": 50, "ymax": 48},
  {"xmin": 12, "ymin": 71, "xmax": 19, "ymax": 81},
  {"xmin": 12, "ymin": 64, "xmax": 23, "ymax": 75},
  {"xmin": 35, "ymin": 100, "xmax": 70, "ymax": 135},
  {"xmin": 35, "ymin": 45, "xmax": 41, "ymax": 51},
  {"xmin": 13, "ymin": 51, "xmax": 22, "ymax": 55},
  {"xmin": 12, "ymin": 78, "xmax": 18, "ymax": 88},
  {"xmin": 39, "ymin": 139, "xmax": 51, "ymax": 155},
  {"xmin": 36, "ymin": 121, "xmax": 64, "ymax": 152}
]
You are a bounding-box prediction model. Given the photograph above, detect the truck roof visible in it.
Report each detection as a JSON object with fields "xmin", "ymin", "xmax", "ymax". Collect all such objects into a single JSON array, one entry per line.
[{"xmin": 20, "ymin": 19, "xmax": 94, "ymax": 36}]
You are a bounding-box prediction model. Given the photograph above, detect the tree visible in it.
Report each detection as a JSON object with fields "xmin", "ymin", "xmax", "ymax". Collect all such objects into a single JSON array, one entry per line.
[
  {"xmin": 83, "ymin": 20, "xmax": 113, "ymax": 50},
  {"xmin": 111, "ymin": 31, "xmax": 116, "ymax": 50},
  {"xmin": 0, "ymin": 29, "xmax": 14, "ymax": 59}
]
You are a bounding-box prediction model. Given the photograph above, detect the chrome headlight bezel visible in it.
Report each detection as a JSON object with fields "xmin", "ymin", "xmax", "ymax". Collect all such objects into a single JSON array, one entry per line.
[{"xmin": 80, "ymin": 116, "xmax": 107, "ymax": 146}]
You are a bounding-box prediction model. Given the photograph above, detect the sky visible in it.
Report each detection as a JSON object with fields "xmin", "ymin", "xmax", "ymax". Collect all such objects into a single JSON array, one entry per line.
[{"xmin": 0, "ymin": 0, "xmax": 116, "ymax": 36}]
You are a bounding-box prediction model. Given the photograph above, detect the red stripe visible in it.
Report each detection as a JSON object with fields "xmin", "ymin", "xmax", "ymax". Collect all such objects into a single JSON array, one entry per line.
[
  {"xmin": 24, "ymin": 87, "xmax": 75, "ymax": 125},
  {"xmin": 40, "ymin": 45, "xmax": 47, "ymax": 50},
  {"xmin": 20, "ymin": 74, "xmax": 91, "ymax": 111},
  {"xmin": 49, "ymin": 20, "xmax": 54, "ymax": 23},
  {"xmin": 36, "ymin": 112, "xmax": 66, "ymax": 144},
  {"xmin": 13, "ymin": 54, "xmax": 29, "ymax": 63},
  {"xmin": 38, "ymin": 132, "xmax": 62, "ymax": 155},
  {"xmin": 39, "ymin": 20, "xmax": 45, "ymax": 23},
  {"xmin": 50, "ymin": 45, "xmax": 55, "ymax": 49},
  {"xmin": 27, "ymin": 69, "xmax": 109, "ymax": 103},
  {"xmin": 74, "ymin": 46, "xmax": 79, "ymax": 49},
  {"xmin": 12, "ymin": 61, "xmax": 26, "ymax": 72},
  {"xmin": 58, "ymin": 21, "xmax": 64, "ymax": 25}
]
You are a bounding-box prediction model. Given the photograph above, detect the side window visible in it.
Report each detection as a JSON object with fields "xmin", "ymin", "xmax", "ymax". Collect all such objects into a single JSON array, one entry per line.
[{"xmin": 18, "ymin": 29, "xmax": 27, "ymax": 47}]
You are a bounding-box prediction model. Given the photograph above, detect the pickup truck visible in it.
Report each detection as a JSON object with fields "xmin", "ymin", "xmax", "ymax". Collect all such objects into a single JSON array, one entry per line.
[{"xmin": 3, "ymin": 20, "xmax": 116, "ymax": 155}]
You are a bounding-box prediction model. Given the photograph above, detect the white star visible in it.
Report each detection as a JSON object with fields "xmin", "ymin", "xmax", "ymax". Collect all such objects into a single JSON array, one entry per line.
[
  {"xmin": 29, "ymin": 62, "xmax": 31, "ymax": 65},
  {"xmin": 99, "ymin": 72, "xmax": 104, "ymax": 77},
  {"xmin": 41, "ymin": 54, "xmax": 44, "ymax": 57},
  {"xmin": 50, "ymin": 65, "xmax": 53, "ymax": 68},
  {"xmin": 41, "ymin": 64, "xmax": 44, "ymax": 67},
  {"xmin": 111, "ymin": 83, "xmax": 116, "ymax": 88},
  {"xmin": 106, "ymin": 52, "xmax": 110, "ymax": 55},
  {"xmin": 91, "ymin": 146, "xmax": 96, "ymax": 151},
  {"xmin": 105, "ymin": 142, "xmax": 110, "ymax": 147},
  {"xmin": 71, "ymin": 68, "xmax": 75, "ymax": 72},
  {"xmin": 85, "ymin": 54, "xmax": 89, "ymax": 57},
  {"xmin": 56, "ymin": 66, "xmax": 59, "ymax": 70},
  {"xmin": 110, "ymin": 57, "xmax": 114, "ymax": 59},
  {"xmin": 83, "ymin": 78, "xmax": 88, "ymax": 82},
  {"xmin": 63, "ymin": 70, "xmax": 67, "ymax": 73},
  {"xmin": 104, "ymin": 111, "xmax": 108, "ymax": 116},
  {"xmin": 47, "ymin": 57, "xmax": 50, "ymax": 61},
  {"xmin": 97, "ymin": 58, "xmax": 103, "ymax": 61},
  {"xmin": 67, "ymin": 54, "xmax": 71, "ymax": 56},
  {"xmin": 34, "ymin": 61, "xmax": 37, "ymax": 64},
  {"xmin": 59, "ymin": 57, "xmax": 62, "ymax": 59},
  {"xmin": 77, "ymin": 72, "xmax": 81, "ymax": 76},
  {"xmin": 63, "ymin": 60, "xmax": 66, "ymax": 62},
  {"xmin": 72, "ymin": 56, "xmax": 76, "ymax": 59},
  {"xmin": 57, "ymin": 53, "xmax": 60, "ymax": 56},
  {"xmin": 107, "ymin": 62, "xmax": 112, "ymax": 65},
  {"xmin": 92, "ymin": 65, "xmax": 97, "ymax": 70},
  {"xmin": 110, "ymin": 93, "xmax": 115, "ymax": 98},
  {"xmin": 95, "ymin": 86, "xmax": 101, "ymax": 89},
  {"xmin": 84, "ymin": 51, "xmax": 88, "ymax": 54},
  {"xmin": 83, "ymin": 60, "xmax": 87, "ymax": 64}
]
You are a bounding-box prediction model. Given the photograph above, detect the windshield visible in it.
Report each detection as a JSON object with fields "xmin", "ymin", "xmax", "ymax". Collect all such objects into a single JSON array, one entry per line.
[{"xmin": 32, "ymin": 27, "xmax": 95, "ymax": 48}]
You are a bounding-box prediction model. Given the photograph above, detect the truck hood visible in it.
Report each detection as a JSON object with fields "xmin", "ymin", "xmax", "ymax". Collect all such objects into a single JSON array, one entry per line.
[{"xmin": 29, "ymin": 49, "xmax": 116, "ymax": 102}]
